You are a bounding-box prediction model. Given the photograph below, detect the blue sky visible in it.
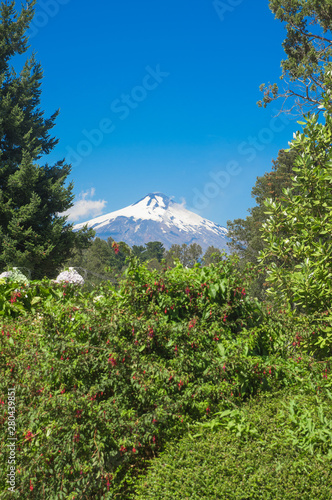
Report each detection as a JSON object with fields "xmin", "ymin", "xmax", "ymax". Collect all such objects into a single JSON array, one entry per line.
[{"xmin": 21, "ymin": 0, "xmax": 299, "ymax": 227}]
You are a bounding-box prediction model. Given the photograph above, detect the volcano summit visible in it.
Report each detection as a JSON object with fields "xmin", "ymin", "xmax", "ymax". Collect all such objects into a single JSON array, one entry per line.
[{"xmin": 74, "ymin": 193, "xmax": 229, "ymax": 253}]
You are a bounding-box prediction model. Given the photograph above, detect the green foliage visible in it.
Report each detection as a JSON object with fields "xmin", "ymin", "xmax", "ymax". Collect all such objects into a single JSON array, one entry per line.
[
  {"xmin": 80, "ymin": 238, "xmax": 113, "ymax": 276},
  {"xmin": 132, "ymin": 245, "xmax": 148, "ymax": 261},
  {"xmin": 2, "ymin": 5, "xmax": 332, "ymax": 496},
  {"xmin": 130, "ymin": 241, "xmax": 166, "ymax": 271},
  {"xmin": 164, "ymin": 243, "xmax": 203, "ymax": 268},
  {"xmin": 131, "ymin": 242, "xmax": 165, "ymax": 264},
  {"xmin": 106, "ymin": 238, "xmax": 132, "ymax": 275},
  {"xmin": 258, "ymin": 0, "xmax": 332, "ymax": 113},
  {"xmin": 144, "ymin": 241, "xmax": 165, "ymax": 263},
  {"xmin": 0, "ymin": 1, "xmax": 94, "ymax": 279},
  {"xmin": 227, "ymin": 149, "xmax": 297, "ymax": 261},
  {"xmin": 0, "ymin": 267, "xmax": 29, "ymax": 284},
  {"xmin": 227, "ymin": 149, "xmax": 298, "ymax": 300},
  {"xmin": 163, "ymin": 244, "xmax": 183, "ymax": 266},
  {"xmin": 0, "ymin": 0, "xmax": 56, "ymax": 163},
  {"xmin": 1, "ymin": 258, "xmax": 331, "ymax": 498},
  {"xmin": 65, "ymin": 239, "xmax": 225, "ymax": 287},
  {"xmin": 133, "ymin": 389, "xmax": 332, "ymax": 499},
  {"xmin": 202, "ymin": 246, "xmax": 223, "ymax": 266},
  {"xmin": 0, "ymin": 278, "xmax": 87, "ymax": 318},
  {"xmin": 259, "ymin": 111, "xmax": 332, "ymax": 315},
  {"xmin": 64, "ymin": 237, "xmax": 130, "ymax": 286},
  {"xmin": 0, "ymin": 257, "xmax": 266, "ymax": 498}
]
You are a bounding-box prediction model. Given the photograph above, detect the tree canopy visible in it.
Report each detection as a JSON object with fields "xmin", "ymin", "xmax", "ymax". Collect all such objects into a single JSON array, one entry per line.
[
  {"xmin": 0, "ymin": 1, "xmax": 93, "ymax": 278},
  {"xmin": 259, "ymin": 102, "xmax": 332, "ymax": 314},
  {"xmin": 164, "ymin": 243, "xmax": 203, "ymax": 268},
  {"xmin": 258, "ymin": 0, "xmax": 332, "ymax": 114}
]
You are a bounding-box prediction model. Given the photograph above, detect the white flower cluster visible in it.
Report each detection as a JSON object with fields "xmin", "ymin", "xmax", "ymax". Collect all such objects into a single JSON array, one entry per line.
[
  {"xmin": 54, "ymin": 267, "xmax": 84, "ymax": 285},
  {"xmin": 93, "ymin": 295, "xmax": 104, "ymax": 303},
  {"xmin": 0, "ymin": 267, "xmax": 29, "ymax": 284},
  {"xmin": 0, "ymin": 271, "xmax": 11, "ymax": 279}
]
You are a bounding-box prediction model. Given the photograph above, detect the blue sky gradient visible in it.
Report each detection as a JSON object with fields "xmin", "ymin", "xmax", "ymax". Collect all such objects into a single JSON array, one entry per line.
[{"xmin": 20, "ymin": 0, "xmax": 300, "ymax": 227}]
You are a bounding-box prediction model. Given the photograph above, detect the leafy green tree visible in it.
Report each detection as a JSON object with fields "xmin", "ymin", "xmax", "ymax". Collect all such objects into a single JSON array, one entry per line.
[
  {"xmin": 64, "ymin": 237, "xmax": 122, "ymax": 285},
  {"xmin": 227, "ymin": 149, "xmax": 298, "ymax": 299},
  {"xmin": 145, "ymin": 257, "xmax": 163, "ymax": 272},
  {"xmin": 202, "ymin": 246, "xmax": 223, "ymax": 266},
  {"xmin": 183, "ymin": 243, "xmax": 202, "ymax": 268},
  {"xmin": 164, "ymin": 244, "xmax": 182, "ymax": 267},
  {"xmin": 0, "ymin": 1, "xmax": 93, "ymax": 279},
  {"xmin": 259, "ymin": 107, "xmax": 332, "ymax": 314},
  {"xmin": 164, "ymin": 243, "xmax": 202, "ymax": 268},
  {"xmin": 227, "ymin": 149, "xmax": 298, "ymax": 261},
  {"xmin": 131, "ymin": 242, "xmax": 166, "ymax": 264},
  {"xmin": 107, "ymin": 237, "xmax": 131, "ymax": 273},
  {"xmin": 258, "ymin": 0, "xmax": 332, "ymax": 113},
  {"xmin": 84, "ymin": 238, "xmax": 112, "ymax": 275}
]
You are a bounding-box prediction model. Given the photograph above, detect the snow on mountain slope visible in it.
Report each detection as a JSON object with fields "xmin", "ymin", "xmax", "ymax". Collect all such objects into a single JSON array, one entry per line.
[{"xmin": 74, "ymin": 193, "xmax": 229, "ymax": 252}]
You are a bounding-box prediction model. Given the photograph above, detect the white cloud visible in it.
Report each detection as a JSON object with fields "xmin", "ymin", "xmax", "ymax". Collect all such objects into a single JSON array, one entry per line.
[{"xmin": 61, "ymin": 188, "xmax": 107, "ymax": 222}]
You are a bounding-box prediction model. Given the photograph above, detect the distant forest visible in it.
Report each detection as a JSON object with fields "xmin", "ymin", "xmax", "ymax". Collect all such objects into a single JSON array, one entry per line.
[{"xmin": 65, "ymin": 238, "xmax": 225, "ymax": 284}]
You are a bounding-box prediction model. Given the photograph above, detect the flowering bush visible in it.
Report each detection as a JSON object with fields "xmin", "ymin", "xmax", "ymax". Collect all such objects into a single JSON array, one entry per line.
[
  {"xmin": 93, "ymin": 294, "xmax": 104, "ymax": 303},
  {"xmin": 0, "ymin": 271, "xmax": 11, "ymax": 279},
  {"xmin": 54, "ymin": 267, "xmax": 84, "ymax": 285},
  {"xmin": 0, "ymin": 267, "xmax": 29, "ymax": 285},
  {"xmin": 0, "ymin": 277, "xmax": 89, "ymax": 318},
  {"xmin": 0, "ymin": 257, "xmax": 330, "ymax": 498}
]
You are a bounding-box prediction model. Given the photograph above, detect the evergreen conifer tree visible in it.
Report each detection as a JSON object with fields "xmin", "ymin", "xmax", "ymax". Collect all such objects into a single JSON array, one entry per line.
[{"xmin": 0, "ymin": 1, "xmax": 93, "ymax": 279}]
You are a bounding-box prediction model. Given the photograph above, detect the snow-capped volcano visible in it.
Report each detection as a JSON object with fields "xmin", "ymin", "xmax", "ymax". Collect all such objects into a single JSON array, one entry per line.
[{"xmin": 74, "ymin": 193, "xmax": 229, "ymax": 252}]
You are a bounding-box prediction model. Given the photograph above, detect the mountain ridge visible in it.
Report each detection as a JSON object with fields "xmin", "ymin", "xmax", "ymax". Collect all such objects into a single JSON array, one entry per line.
[{"xmin": 74, "ymin": 193, "xmax": 229, "ymax": 253}]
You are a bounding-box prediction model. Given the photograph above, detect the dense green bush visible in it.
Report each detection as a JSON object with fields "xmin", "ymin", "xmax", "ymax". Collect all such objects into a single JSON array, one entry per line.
[
  {"xmin": 0, "ymin": 278, "xmax": 87, "ymax": 318},
  {"xmin": 133, "ymin": 389, "xmax": 332, "ymax": 499},
  {"xmin": 1, "ymin": 257, "xmax": 331, "ymax": 498}
]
